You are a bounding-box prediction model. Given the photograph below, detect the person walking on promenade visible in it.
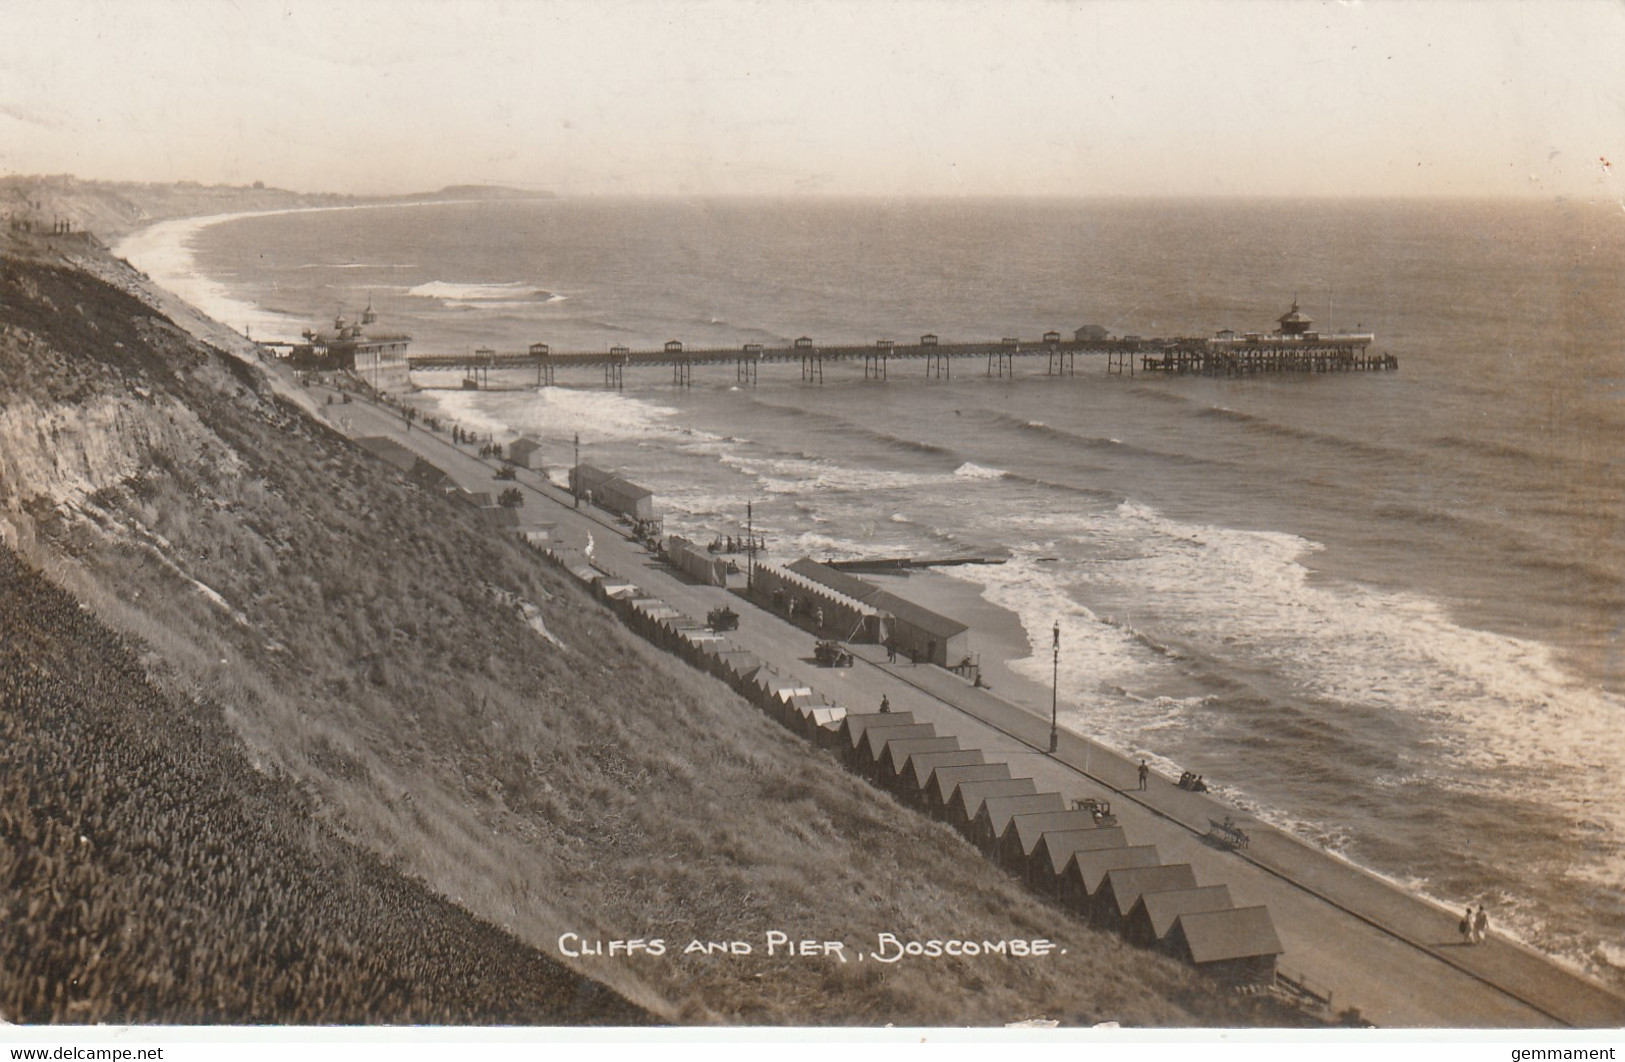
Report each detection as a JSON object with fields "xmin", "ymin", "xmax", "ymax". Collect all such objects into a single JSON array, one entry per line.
[
  {"xmin": 1459, "ymin": 907, "xmax": 1474, "ymax": 945},
  {"xmin": 1473, "ymin": 906, "xmax": 1489, "ymax": 943},
  {"xmin": 1137, "ymin": 759, "xmax": 1149, "ymax": 790},
  {"xmin": 886, "ymin": 640, "xmax": 896, "ymax": 663}
]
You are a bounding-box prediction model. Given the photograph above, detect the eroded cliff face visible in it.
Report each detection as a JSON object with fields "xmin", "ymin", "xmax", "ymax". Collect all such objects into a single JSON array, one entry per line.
[{"xmin": 0, "ymin": 245, "xmax": 1259, "ymax": 1027}]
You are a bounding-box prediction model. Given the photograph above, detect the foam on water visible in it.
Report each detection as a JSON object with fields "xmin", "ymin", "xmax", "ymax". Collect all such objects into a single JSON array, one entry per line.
[
  {"xmin": 115, "ymin": 214, "xmax": 310, "ymax": 340},
  {"xmin": 425, "ymin": 387, "xmax": 688, "ymax": 445}
]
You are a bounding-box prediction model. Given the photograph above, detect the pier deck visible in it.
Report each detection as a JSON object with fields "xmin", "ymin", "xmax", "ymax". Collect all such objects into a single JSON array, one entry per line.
[{"xmin": 406, "ymin": 332, "xmax": 1395, "ymax": 388}]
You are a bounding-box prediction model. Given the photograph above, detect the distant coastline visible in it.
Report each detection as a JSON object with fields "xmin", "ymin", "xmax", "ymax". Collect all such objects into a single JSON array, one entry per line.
[{"xmin": 113, "ymin": 196, "xmax": 544, "ymax": 343}]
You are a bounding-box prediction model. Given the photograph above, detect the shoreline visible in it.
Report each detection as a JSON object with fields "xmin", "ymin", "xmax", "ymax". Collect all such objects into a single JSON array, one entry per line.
[
  {"xmin": 118, "ymin": 205, "xmax": 1624, "ymax": 999},
  {"xmin": 111, "ymin": 198, "xmax": 523, "ymax": 344}
]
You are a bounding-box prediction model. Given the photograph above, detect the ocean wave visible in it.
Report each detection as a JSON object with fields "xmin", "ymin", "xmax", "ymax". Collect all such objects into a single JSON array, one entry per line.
[
  {"xmin": 1198, "ymin": 404, "xmax": 1404, "ymax": 462},
  {"xmin": 953, "ymin": 461, "xmax": 1006, "ymax": 479},
  {"xmin": 409, "ymin": 280, "xmax": 562, "ymax": 303},
  {"xmin": 298, "ymin": 262, "xmax": 418, "ymax": 270}
]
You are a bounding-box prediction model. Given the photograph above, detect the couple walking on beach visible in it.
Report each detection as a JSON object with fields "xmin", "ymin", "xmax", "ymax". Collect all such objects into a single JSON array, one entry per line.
[{"xmin": 1459, "ymin": 905, "xmax": 1490, "ymax": 945}]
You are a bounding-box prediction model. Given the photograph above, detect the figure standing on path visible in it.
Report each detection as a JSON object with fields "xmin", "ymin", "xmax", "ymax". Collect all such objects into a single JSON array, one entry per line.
[
  {"xmin": 1473, "ymin": 906, "xmax": 1489, "ymax": 943},
  {"xmin": 879, "ymin": 695, "xmax": 891, "ymax": 714},
  {"xmin": 1138, "ymin": 760, "xmax": 1149, "ymax": 790},
  {"xmin": 1459, "ymin": 908, "xmax": 1474, "ymax": 945}
]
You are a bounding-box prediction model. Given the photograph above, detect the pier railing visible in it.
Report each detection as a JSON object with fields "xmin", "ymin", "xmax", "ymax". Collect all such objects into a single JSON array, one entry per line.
[{"xmin": 405, "ymin": 332, "xmax": 1394, "ymax": 386}]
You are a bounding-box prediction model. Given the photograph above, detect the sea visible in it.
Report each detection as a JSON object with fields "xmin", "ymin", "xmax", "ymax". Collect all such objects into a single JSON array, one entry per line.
[{"xmin": 117, "ymin": 196, "xmax": 1625, "ymax": 992}]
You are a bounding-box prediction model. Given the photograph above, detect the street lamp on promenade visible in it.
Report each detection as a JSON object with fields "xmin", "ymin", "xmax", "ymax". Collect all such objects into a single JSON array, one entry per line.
[
  {"xmin": 1049, "ymin": 621, "xmax": 1060, "ymax": 753},
  {"xmin": 573, "ymin": 432, "xmax": 580, "ymax": 509}
]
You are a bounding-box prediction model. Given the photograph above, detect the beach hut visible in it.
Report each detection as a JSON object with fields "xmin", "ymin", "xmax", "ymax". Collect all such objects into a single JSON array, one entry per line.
[
  {"xmin": 806, "ymin": 706, "xmax": 848, "ymax": 736},
  {"xmin": 876, "ymin": 737, "xmax": 960, "ymax": 786},
  {"xmin": 972, "ymin": 794, "xmax": 1067, "ymax": 854},
  {"xmin": 1126, "ymin": 885, "xmax": 1234, "ymax": 949},
  {"xmin": 926, "ymin": 762, "xmax": 1011, "ymax": 813},
  {"xmin": 506, "ymin": 436, "xmax": 545, "ymax": 470},
  {"xmin": 1094, "ymin": 864, "xmax": 1199, "ymax": 933},
  {"xmin": 901, "ymin": 750, "xmax": 985, "ymax": 797},
  {"xmin": 664, "ymin": 536, "xmax": 729, "ymax": 586},
  {"xmin": 996, "ymin": 811, "xmax": 1101, "ymax": 872},
  {"xmin": 1060, "ymin": 845, "xmax": 1161, "ymax": 917},
  {"xmin": 1164, "ymin": 907, "xmax": 1284, "ymax": 985},
  {"xmin": 838, "ymin": 712, "xmax": 916, "ymax": 757},
  {"xmin": 944, "ymin": 778, "xmax": 1036, "ymax": 835},
  {"xmin": 785, "ymin": 558, "xmax": 970, "ymax": 666},
  {"xmin": 569, "ymin": 464, "xmax": 655, "ymax": 520},
  {"xmin": 1027, "ymin": 827, "xmax": 1128, "ymax": 893},
  {"xmin": 857, "ymin": 723, "xmax": 938, "ymax": 772}
]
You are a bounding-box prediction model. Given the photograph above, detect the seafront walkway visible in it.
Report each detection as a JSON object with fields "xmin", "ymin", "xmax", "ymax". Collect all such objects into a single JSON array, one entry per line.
[{"xmin": 312, "ymin": 384, "xmax": 1625, "ymax": 1030}]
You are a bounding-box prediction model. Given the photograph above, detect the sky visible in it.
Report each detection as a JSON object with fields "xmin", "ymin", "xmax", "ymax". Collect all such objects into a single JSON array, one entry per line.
[{"xmin": 2, "ymin": 0, "xmax": 1623, "ymax": 199}]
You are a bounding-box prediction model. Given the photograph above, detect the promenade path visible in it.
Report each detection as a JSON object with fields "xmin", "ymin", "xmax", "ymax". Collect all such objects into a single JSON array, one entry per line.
[{"xmin": 314, "ymin": 385, "xmax": 1625, "ymax": 1030}]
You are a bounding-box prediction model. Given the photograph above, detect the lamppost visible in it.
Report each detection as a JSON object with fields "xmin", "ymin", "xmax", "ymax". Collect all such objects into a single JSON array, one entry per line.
[
  {"xmin": 1049, "ymin": 621, "xmax": 1060, "ymax": 753},
  {"xmin": 746, "ymin": 501, "xmax": 755, "ymax": 588},
  {"xmin": 573, "ymin": 432, "xmax": 580, "ymax": 509}
]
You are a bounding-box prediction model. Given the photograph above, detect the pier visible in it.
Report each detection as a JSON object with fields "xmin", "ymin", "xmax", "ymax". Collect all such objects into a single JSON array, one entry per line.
[{"xmin": 405, "ymin": 310, "xmax": 1396, "ymax": 389}]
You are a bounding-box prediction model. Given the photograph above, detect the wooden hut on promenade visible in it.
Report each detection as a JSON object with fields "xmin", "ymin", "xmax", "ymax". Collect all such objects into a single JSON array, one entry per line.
[
  {"xmin": 972, "ymin": 793, "xmax": 1066, "ymax": 854},
  {"xmin": 856, "ymin": 723, "xmax": 938, "ymax": 773},
  {"xmin": 995, "ymin": 811, "xmax": 1100, "ymax": 872},
  {"xmin": 1125, "ymin": 885, "xmax": 1235, "ymax": 949},
  {"xmin": 926, "ymin": 763, "xmax": 1010, "ymax": 813},
  {"xmin": 1060, "ymin": 845, "xmax": 1162, "ymax": 918},
  {"xmin": 1094, "ymin": 864, "xmax": 1199, "ymax": 933},
  {"xmin": 944, "ymin": 778, "xmax": 1036, "ymax": 835},
  {"xmin": 898, "ymin": 751, "xmax": 986, "ymax": 800},
  {"xmin": 1163, "ymin": 907, "xmax": 1283, "ymax": 985},
  {"xmin": 1027, "ymin": 827, "xmax": 1128, "ymax": 893},
  {"xmin": 876, "ymin": 737, "xmax": 960, "ymax": 786},
  {"xmin": 837, "ymin": 711, "xmax": 916, "ymax": 758}
]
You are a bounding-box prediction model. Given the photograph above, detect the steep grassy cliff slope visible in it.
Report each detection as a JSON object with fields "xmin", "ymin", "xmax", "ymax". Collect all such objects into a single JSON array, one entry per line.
[{"xmin": 0, "ymin": 243, "xmax": 1309, "ymax": 1025}]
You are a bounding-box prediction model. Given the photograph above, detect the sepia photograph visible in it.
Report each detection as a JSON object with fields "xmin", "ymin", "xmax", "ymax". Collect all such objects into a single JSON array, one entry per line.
[{"xmin": 2, "ymin": 0, "xmax": 1622, "ymax": 1054}]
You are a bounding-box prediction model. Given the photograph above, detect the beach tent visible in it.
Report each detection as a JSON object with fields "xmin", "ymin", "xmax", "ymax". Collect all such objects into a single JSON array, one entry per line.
[
  {"xmin": 1094, "ymin": 864, "xmax": 1199, "ymax": 933},
  {"xmin": 972, "ymin": 793, "xmax": 1067, "ymax": 854},
  {"xmin": 1165, "ymin": 907, "xmax": 1283, "ymax": 985},
  {"xmin": 1028, "ymin": 828, "xmax": 1128, "ymax": 893},
  {"xmin": 1126, "ymin": 885, "xmax": 1234, "ymax": 949},
  {"xmin": 996, "ymin": 811, "xmax": 1101, "ymax": 871}
]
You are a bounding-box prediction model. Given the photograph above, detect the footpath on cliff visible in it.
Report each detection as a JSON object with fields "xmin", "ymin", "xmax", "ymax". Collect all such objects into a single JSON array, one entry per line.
[{"xmin": 309, "ymin": 381, "xmax": 1625, "ymax": 1030}]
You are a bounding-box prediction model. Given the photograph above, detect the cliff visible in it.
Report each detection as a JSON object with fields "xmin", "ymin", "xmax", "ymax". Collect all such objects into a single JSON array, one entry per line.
[{"xmin": 0, "ymin": 229, "xmax": 1307, "ymax": 1025}]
